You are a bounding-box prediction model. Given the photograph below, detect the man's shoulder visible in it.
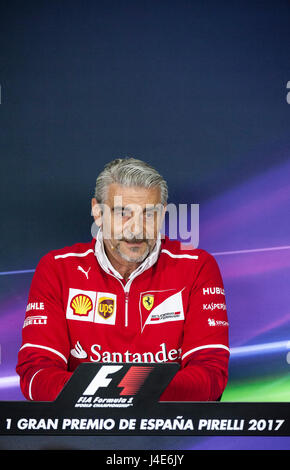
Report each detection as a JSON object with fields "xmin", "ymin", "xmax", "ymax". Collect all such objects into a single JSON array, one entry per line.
[
  {"xmin": 39, "ymin": 239, "xmax": 96, "ymax": 264},
  {"xmin": 160, "ymin": 235, "xmax": 213, "ymax": 263}
]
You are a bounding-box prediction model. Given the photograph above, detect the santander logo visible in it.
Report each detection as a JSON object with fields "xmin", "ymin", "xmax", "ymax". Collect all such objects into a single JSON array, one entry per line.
[{"xmin": 70, "ymin": 341, "xmax": 181, "ymax": 363}]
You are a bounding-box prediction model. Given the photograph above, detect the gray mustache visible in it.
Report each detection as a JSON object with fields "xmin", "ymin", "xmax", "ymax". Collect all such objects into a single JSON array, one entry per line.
[{"xmin": 122, "ymin": 239, "xmax": 146, "ymax": 243}]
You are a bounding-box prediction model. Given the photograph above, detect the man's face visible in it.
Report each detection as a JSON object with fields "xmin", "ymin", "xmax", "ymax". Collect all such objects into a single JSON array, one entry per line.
[{"xmin": 92, "ymin": 183, "xmax": 166, "ymax": 264}]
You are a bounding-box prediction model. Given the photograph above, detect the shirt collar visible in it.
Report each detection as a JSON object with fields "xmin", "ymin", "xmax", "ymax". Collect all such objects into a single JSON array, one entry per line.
[{"xmin": 94, "ymin": 228, "xmax": 162, "ymax": 281}]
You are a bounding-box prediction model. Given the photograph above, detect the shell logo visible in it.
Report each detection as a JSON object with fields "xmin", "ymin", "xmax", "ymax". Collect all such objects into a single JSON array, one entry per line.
[{"xmin": 70, "ymin": 294, "xmax": 93, "ymax": 316}]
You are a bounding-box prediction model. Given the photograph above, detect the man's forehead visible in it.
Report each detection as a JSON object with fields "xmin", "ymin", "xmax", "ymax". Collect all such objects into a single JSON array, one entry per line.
[{"xmin": 105, "ymin": 183, "xmax": 161, "ymax": 206}]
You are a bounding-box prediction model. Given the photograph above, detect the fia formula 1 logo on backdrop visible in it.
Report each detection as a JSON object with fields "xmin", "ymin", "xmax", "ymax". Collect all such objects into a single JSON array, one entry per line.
[{"xmin": 75, "ymin": 365, "xmax": 153, "ymax": 408}]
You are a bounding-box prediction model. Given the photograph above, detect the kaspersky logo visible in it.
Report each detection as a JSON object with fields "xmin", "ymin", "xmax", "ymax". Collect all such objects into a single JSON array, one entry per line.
[{"xmin": 75, "ymin": 365, "xmax": 153, "ymax": 408}]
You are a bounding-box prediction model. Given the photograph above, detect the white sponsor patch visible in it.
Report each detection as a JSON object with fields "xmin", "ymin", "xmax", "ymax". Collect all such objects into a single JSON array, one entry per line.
[
  {"xmin": 143, "ymin": 290, "xmax": 184, "ymax": 329},
  {"xmin": 66, "ymin": 288, "xmax": 97, "ymax": 322},
  {"xmin": 66, "ymin": 288, "xmax": 117, "ymax": 324}
]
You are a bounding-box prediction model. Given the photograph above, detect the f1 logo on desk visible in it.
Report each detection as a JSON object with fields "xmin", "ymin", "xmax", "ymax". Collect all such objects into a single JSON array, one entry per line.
[{"xmin": 75, "ymin": 365, "xmax": 154, "ymax": 408}]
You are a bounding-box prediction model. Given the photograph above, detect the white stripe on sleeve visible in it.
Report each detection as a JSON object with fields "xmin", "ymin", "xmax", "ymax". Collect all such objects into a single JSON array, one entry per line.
[
  {"xmin": 19, "ymin": 343, "xmax": 68, "ymax": 364},
  {"xmin": 182, "ymin": 344, "xmax": 230, "ymax": 361}
]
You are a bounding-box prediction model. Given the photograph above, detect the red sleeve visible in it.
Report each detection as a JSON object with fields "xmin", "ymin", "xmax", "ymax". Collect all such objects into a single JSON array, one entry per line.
[
  {"xmin": 160, "ymin": 252, "xmax": 230, "ymax": 401},
  {"xmin": 16, "ymin": 253, "xmax": 72, "ymax": 401},
  {"xmin": 159, "ymin": 349, "xmax": 229, "ymax": 401}
]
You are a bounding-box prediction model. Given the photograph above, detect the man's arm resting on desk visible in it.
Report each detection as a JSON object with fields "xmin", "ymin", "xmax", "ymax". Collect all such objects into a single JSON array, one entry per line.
[
  {"xmin": 16, "ymin": 349, "xmax": 73, "ymax": 401},
  {"xmin": 159, "ymin": 348, "xmax": 229, "ymax": 402}
]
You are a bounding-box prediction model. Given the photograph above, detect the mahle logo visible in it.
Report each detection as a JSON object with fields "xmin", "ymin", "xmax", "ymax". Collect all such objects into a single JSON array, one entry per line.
[{"xmin": 75, "ymin": 365, "xmax": 153, "ymax": 408}]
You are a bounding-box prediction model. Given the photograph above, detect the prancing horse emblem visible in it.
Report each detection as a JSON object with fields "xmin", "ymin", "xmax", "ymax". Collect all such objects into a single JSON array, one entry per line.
[{"xmin": 142, "ymin": 294, "xmax": 154, "ymax": 311}]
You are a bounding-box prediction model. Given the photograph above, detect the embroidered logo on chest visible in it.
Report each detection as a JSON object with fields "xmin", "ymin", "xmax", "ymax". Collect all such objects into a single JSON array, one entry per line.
[
  {"xmin": 139, "ymin": 288, "xmax": 185, "ymax": 331},
  {"xmin": 142, "ymin": 294, "xmax": 154, "ymax": 311},
  {"xmin": 66, "ymin": 288, "xmax": 117, "ymax": 325}
]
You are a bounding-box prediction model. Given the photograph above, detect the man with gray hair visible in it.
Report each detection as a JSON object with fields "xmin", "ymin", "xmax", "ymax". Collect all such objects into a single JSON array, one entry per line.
[{"xmin": 16, "ymin": 157, "xmax": 229, "ymax": 402}]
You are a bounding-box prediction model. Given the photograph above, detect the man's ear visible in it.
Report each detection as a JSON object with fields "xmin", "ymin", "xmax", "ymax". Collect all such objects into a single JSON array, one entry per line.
[{"xmin": 91, "ymin": 198, "xmax": 103, "ymax": 227}]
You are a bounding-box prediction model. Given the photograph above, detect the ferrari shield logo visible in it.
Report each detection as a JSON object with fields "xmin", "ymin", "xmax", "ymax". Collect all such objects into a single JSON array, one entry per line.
[{"xmin": 142, "ymin": 294, "xmax": 154, "ymax": 311}]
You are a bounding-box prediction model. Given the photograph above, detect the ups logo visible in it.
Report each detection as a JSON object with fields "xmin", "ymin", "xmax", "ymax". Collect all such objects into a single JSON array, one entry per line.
[{"xmin": 97, "ymin": 297, "xmax": 115, "ymax": 319}]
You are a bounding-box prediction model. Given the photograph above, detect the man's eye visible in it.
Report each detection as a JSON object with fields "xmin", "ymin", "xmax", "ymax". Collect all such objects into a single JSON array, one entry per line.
[
  {"xmin": 115, "ymin": 209, "xmax": 131, "ymax": 217},
  {"xmin": 123, "ymin": 210, "xmax": 132, "ymax": 217}
]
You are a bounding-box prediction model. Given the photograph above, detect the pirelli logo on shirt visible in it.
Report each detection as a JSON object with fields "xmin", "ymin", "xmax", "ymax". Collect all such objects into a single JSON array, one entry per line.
[{"xmin": 66, "ymin": 288, "xmax": 117, "ymax": 325}]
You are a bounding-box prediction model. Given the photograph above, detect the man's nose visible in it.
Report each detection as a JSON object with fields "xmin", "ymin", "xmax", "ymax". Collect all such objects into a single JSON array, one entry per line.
[{"xmin": 127, "ymin": 214, "xmax": 144, "ymax": 238}]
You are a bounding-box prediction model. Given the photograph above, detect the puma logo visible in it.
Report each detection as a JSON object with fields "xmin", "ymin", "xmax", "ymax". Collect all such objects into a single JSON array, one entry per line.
[{"xmin": 77, "ymin": 266, "xmax": 91, "ymax": 279}]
